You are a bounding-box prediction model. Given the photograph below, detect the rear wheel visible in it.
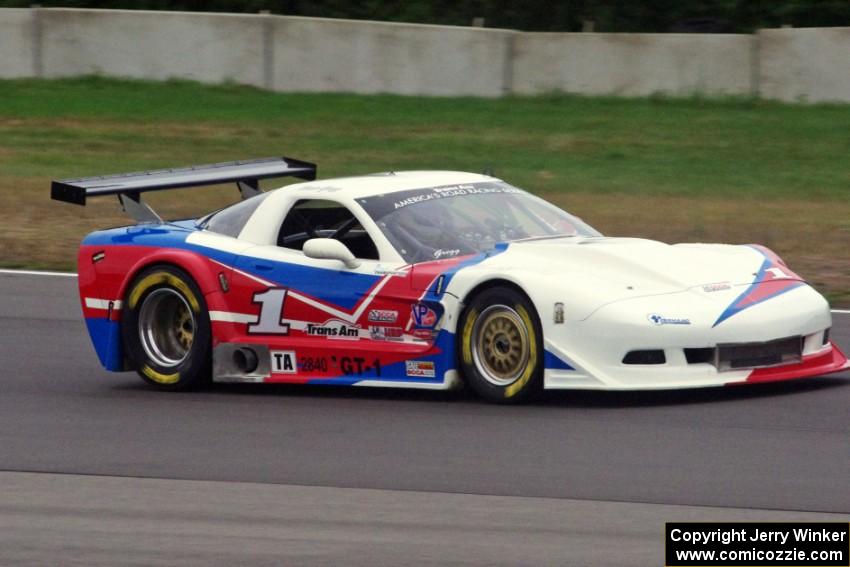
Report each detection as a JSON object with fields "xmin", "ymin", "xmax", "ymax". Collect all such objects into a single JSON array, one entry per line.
[
  {"xmin": 458, "ymin": 286, "xmax": 543, "ymax": 403},
  {"xmin": 122, "ymin": 265, "xmax": 211, "ymax": 391}
]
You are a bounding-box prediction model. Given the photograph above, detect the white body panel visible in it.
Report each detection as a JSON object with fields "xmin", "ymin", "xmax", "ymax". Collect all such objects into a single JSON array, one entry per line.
[
  {"xmin": 228, "ymin": 170, "xmax": 845, "ymax": 391},
  {"xmin": 440, "ymin": 237, "xmax": 834, "ymax": 389}
]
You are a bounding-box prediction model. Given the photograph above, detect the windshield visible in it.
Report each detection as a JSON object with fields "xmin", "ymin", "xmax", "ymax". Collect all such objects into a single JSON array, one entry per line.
[{"xmin": 357, "ymin": 181, "xmax": 601, "ymax": 263}]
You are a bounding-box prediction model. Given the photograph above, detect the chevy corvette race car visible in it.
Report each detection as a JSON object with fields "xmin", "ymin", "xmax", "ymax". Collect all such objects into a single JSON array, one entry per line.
[{"xmin": 52, "ymin": 157, "xmax": 849, "ymax": 403}]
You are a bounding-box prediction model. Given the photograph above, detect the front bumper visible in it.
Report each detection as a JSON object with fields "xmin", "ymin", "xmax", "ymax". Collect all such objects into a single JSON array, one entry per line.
[
  {"xmin": 738, "ymin": 342, "xmax": 850, "ymax": 384},
  {"xmin": 542, "ymin": 284, "xmax": 848, "ymax": 390}
]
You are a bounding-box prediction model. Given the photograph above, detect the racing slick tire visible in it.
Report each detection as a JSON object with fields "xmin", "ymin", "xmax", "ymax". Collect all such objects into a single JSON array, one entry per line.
[
  {"xmin": 121, "ymin": 265, "xmax": 212, "ymax": 391},
  {"xmin": 458, "ymin": 286, "xmax": 543, "ymax": 404}
]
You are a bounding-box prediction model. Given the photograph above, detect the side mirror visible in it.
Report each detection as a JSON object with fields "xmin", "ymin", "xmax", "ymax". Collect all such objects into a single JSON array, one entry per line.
[{"xmin": 303, "ymin": 238, "xmax": 361, "ymax": 269}]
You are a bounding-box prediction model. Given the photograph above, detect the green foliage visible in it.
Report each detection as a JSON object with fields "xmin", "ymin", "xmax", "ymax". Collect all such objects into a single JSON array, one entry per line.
[
  {"xmin": 2, "ymin": 0, "xmax": 850, "ymax": 32},
  {"xmin": 2, "ymin": 76, "xmax": 849, "ymax": 200}
]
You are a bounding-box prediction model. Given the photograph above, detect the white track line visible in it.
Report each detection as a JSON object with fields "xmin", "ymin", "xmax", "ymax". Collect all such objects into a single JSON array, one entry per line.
[
  {"xmin": 1, "ymin": 269, "xmax": 849, "ymax": 315},
  {"xmin": 0, "ymin": 269, "xmax": 77, "ymax": 278}
]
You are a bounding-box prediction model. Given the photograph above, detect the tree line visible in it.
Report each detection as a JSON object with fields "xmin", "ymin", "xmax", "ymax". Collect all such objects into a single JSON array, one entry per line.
[{"xmin": 5, "ymin": 0, "xmax": 850, "ymax": 33}]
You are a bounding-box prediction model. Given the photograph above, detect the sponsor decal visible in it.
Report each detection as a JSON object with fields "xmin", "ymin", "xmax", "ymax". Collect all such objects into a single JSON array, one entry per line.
[
  {"xmin": 702, "ymin": 282, "xmax": 732, "ymax": 293},
  {"xmin": 412, "ymin": 329, "xmax": 436, "ymax": 341},
  {"xmin": 369, "ymin": 326, "xmax": 404, "ymax": 341},
  {"xmin": 368, "ymin": 309, "xmax": 398, "ymax": 323},
  {"xmin": 271, "ymin": 351, "xmax": 297, "ymax": 373},
  {"xmin": 406, "ymin": 360, "xmax": 436, "ymax": 378},
  {"xmin": 374, "ymin": 265, "xmax": 407, "ymax": 277},
  {"xmin": 411, "ymin": 303, "xmax": 439, "ymax": 328},
  {"xmin": 648, "ymin": 313, "xmax": 692, "ymax": 326},
  {"xmin": 305, "ymin": 319, "xmax": 361, "ymax": 339},
  {"xmin": 553, "ymin": 302, "xmax": 565, "ymax": 324},
  {"xmin": 433, "ymin": 185, "xmax": 476, "ymax": 194},
  {"xmin": 390, "ymin": 183, "xmax": 523, "ymax": 210}
]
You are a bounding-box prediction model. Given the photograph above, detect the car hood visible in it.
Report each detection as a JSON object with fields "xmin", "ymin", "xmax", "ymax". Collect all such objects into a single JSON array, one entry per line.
[
  {"xmin": 499, "ymin": 237, "xmax": 777, "ymax": 289},
  {"xmin": 442, "ymin": 237, "xmax": 806, "ymax": 319}
]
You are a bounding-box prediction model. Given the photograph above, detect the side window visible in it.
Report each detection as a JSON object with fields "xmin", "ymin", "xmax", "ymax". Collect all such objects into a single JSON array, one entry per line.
[
  {"xmin": 277, "ymin": 199, "xmax": 379, "ymax": 260},
  {"xmin": 202, "ymin": 193, "xmax": 269, "ymax": 238}
]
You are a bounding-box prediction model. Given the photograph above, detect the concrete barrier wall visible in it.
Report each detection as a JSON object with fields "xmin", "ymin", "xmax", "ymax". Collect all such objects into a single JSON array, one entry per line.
[
  {"xmin": 0, "ymin": 9, "xmax": 34, "ymax": 78},
  {"xmin": 1, "ymin": 7, "xmax": 850, "ymax": 102},
  {"xmin": 758, "ymin": 27, "xmax": 850, "ymax": 103},
  {"xmin": 40, "ymin": 8, "xmax": 265, "ymax": 87},
  {"xmin": 513, "ymin": 33, "xmax": 754, "ymax": 96},
  {"xmin": 271, "ymin": 17, "xmax": 513, "ymax": 96}
]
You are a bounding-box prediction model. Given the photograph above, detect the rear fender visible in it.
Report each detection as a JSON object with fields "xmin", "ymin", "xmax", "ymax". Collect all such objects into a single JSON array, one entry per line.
[
  {"xmin": 79, "ymin": 245, "xmax": 236, "ymax": 372},
  {"xmin": 115, "ymin": 248, "xmax": 230, "ymax": 301}
]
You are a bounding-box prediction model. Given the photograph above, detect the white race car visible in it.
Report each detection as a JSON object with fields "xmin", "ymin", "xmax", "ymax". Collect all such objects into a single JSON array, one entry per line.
[{"xmin": 53, "ymin": 158, "xmax": 849, "ymax": 403}]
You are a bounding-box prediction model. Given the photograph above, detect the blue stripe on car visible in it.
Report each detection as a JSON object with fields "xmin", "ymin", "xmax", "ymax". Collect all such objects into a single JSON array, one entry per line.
[
  {"xmin": 85, "ymin": 318, "xmax": 123, "ymax": 371},
  {"xmin": 712, "ymin": 246, "xmax": 806, "ymax": 327},
  {"xmin": 544, "ymin": 350, "xmax": 574, "ymax": 370},
  {"xmin": 84, "ymin": 223, "xmax": 380, "ymax": 310}
]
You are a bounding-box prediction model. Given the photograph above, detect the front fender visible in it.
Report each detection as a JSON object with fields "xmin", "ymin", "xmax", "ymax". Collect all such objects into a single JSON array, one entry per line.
[{"xmin": 447, "ymin": 266, "xmax": 621, "ymax": 324}]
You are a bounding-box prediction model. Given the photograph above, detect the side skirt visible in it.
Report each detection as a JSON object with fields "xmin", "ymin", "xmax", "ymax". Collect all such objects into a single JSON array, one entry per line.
[{"xmin": 212, "ymin": 343, "xmax": 460, "ymax": 390}]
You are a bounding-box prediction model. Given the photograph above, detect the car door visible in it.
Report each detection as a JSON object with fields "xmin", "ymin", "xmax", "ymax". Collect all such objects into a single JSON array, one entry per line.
[{"xmin": 230, "ymin": 198, "xmax": 433, "ymax": 383}]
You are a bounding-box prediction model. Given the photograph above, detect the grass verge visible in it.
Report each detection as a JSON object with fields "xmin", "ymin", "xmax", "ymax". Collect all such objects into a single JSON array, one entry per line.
[{"xmin": 1, "ymin": 77, "xmax": 848, "ymax": 305}]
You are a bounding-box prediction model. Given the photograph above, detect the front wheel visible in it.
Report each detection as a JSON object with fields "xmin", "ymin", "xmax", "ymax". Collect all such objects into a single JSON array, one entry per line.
[
  {"xmin": 458, "ymin": 287, "xmax": 543, "ymax": 403},
  {"xmin": 121, "ymin": 265, "xmax": 211, "ymax": 391}
]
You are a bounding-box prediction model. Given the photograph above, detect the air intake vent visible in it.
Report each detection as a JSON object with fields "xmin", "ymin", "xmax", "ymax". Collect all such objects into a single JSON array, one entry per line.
[
  {"xmin": 622, "ymin": 350, "xmax": 666, "ymax": 365},
  {"xmin": 685, "ymin": 348, "xmax": 714, "ymax": 364},
  {"xmin": 823, "ymin": 328, "xmax": 830, "ymax": 346},
  {"xmin": 716, "ymin": 336, "xmax": 802, "ymax": 371}
]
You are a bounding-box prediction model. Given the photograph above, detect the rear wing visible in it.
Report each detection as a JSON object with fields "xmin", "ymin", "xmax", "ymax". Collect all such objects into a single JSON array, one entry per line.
[{"xmin": 51, "ymin": 156, "xmax": 316, "ymax": 222}]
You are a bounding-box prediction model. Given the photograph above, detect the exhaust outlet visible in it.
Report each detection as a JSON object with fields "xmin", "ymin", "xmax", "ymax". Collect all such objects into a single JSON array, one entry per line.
[{"xmin": 233, "ymin": 347, "xmax": 259, "ymax": 374}]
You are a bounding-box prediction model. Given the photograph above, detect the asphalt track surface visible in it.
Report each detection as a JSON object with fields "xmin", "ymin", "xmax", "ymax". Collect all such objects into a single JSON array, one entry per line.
[{"xmin": 1, "ymin": 272, "xmax": 848, "ymax": 565}]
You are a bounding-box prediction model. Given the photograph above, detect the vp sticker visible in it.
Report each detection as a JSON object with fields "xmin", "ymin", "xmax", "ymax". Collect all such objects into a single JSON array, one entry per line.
[{"xmin": 411, "ymin": 303, "xmax": 439, "ymax": 328}]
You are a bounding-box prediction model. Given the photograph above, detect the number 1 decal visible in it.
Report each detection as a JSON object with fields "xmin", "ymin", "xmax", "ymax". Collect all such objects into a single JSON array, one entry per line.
[
  {"xmin": 249, "ymin": 288, "xmax": 291, "ymax": 335},
  {"xmin": 765, "ymin": 267, "xmax": 791, "ymax": 280}
]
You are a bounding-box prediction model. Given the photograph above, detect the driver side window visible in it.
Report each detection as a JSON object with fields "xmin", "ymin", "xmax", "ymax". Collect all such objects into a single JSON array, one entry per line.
[{"xmin": 278, "ymin": 199, "xmax": 379, "ymax": 260}]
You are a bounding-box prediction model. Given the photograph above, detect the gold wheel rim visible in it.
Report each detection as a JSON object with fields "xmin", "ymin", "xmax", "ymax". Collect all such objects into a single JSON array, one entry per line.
[
  {"xmin": 471, "ymin": 305, "xmax": 530, "ymax": 386},
  {"xmin": 175, "ymin": 307, "xmax": 194, "ymax": 351}
]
